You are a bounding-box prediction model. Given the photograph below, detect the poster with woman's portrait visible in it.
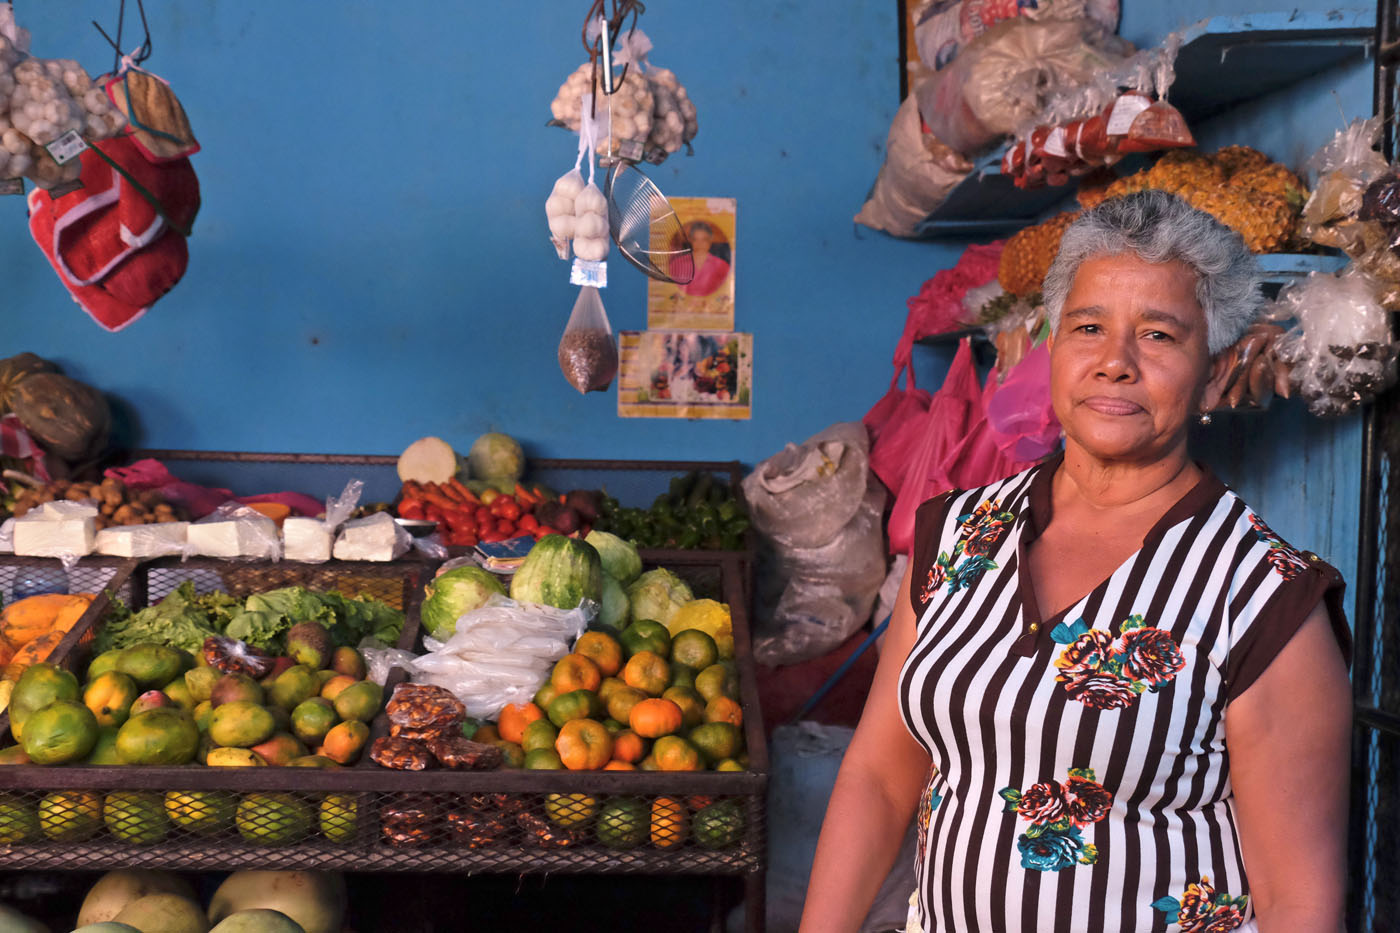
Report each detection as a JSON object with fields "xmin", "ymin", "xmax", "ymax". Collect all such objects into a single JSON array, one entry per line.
[
  {"xmin": 647, "ymin": 197, "xmax": 736, "ymax": 331},
  {"xmin": 617, "ymin": 330, "xmax": 752, "ymax": 420}
]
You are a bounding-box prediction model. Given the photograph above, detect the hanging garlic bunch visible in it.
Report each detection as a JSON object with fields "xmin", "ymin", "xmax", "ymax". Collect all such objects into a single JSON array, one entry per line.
[
  {"xmin": 572, "ymin": 182, "xmax": 609, "ymax": 262},
  {"xmin": 545, "ymin": 168, "xmax": 584, "ymax": 260},
  {"xmin": 549, "ymin": 62, "xmax": 653, "ymax": 158},
  {"xmin": 644, "ymin": 66, "xmax": 697, "ymax": 162}
]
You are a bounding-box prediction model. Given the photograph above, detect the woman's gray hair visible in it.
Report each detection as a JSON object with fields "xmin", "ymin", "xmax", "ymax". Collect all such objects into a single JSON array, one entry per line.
[{"xmin": 1042, "ymin": 190, "xmax": 1261, "ymax": 354}]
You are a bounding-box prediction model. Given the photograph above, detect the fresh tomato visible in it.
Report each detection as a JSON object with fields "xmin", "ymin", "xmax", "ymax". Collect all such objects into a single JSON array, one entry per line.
[
  {"xmin": 492, "ymin": 499, "xmax": 522, "ymax": 521},
  {"xmin": 480, "ymin": 529, "xmax": 506, "ymax": 543},
  {"xmin": 443, "ymin": 510, "xmax": 475, "ymax": 534},
  {"xmin": 398, "ymin": 500, "xmax": 427, "ymax": 520},
  {"xmin": 518, "ymin": 513, "xmax": 539, "ymax": 532},
  {"xmin": 425, "ymin": 504, "xmax": 445, "ymax": 523},
  {"xmin": 494, "ymin": 519, "xmax": 515, "ymax": 536},
  {"xmin": 534, "ymin": 525, "xmax": 560, "ymax": 539},
  {"xmin": 475, "ymin": 506, "xmax": 495, "ymax": 525}
]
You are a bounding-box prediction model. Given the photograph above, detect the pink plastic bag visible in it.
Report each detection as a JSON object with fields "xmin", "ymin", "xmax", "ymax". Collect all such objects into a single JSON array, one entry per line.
[
  {"xmin": 105, "ymin": 458, "xmax": 232, "ymax": 519},
  {"xmin": 886, "ymin": 340, "xmax": 982, "ymax": 554},
  {"xmin": 985, "ymin": 343, "xmax": 1061, "ymax": 461},
  {"xmin": 868, "ymin": 368, "xmax": 934, "ymax": 495},
  {"xmin": 942, "ymin": 362, "xmax": 1043, "ymax": 492}
]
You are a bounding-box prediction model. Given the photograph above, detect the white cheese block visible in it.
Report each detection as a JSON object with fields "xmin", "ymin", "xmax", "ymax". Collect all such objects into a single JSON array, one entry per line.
[
  {"xmin": 283, "ymin": 517, "xmax": 332, "ymax": 563},
  {"xmin": 95, "ymin": 522, "xmax": 189, "ymax": 558},
  {"xmin": 29, "ymin": 500, "xmax": 100, "ymax": 521},
  {"xmin": 188, "ymin": 516, "xmax": 278, "ymax": 559},
  {"xmin": 13, "ymin": 516, "xmax": 97, "ymax": 557},
  {"xmin": 332, "ymin": 514, "xmax": 408, "ymax": 562}
]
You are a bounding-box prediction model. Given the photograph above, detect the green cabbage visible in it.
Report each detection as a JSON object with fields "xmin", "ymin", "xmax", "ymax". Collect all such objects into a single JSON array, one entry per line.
[
  {"xmin": 598, "ymin": 574, "xmax": 629, "ymax": 633},
  {"xmin": 421, "ymin": 566, "xmax": 507, "ymax": 640},
  {"xmin": 585, "ymin": 530, "xmax": 642, "ymax": 586},
  {"xmin": 626, "ymin": 568, "xmax": 693, "ymax": 627}
]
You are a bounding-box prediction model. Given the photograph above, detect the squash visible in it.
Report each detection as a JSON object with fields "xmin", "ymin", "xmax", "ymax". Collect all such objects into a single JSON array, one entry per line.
[
  {"xmin": 0, "ymin": 635, "xmax": 13, "ymax": 669},
  {"xmin": 509, "ymin": 535, "xmax": 603, "ymax": 610},
  {"xmin": 0, "ymin": 593, "xmax": 94, "ymax": 647},
  {"xmin": 9, "ymin": 372, "xmax": 110, "ymax": 461},
  {"xmin": 0, "ymin": 352, "xmax": 60, "ymax": 415}
]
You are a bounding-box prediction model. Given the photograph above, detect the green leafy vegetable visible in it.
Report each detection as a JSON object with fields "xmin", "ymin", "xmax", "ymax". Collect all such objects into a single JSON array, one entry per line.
[{"xmin": 93, "ymin": 581, "xmax": 239, "ymax": 653}]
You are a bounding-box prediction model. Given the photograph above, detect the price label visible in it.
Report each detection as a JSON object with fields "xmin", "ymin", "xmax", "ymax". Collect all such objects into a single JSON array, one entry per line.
[
  {"xmin": 617, "ymin": 139, "xmax": 644, "ymax": 162},
  {"xmin": 0, "ymin": 177, "xmax": 23, "ymax": 196},
  {"xmin": 45, "ymin": 130, "xmax": 89, "ymax": 165},
  {"xmin": 571, "ymin": 259, "xmax": 608, "ymax": 288}
]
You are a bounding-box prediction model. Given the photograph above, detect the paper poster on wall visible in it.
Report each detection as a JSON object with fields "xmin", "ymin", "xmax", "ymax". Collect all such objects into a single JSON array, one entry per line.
[
  {"xmin": 618, "ymin": 331, "xmax": 752, "ymax": 420},
  {"xmin": 647, "ymin": 197, "xmax": 736, "ymax": 331}
]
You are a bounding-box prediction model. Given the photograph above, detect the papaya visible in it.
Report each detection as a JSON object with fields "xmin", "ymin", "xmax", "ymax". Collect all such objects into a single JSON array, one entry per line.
[
  {"xmin": 4, "ymin": 630, "xmax": 66, "ymax": 680},
  {"xmin": 0, "ymin": 593, "xmax": 93, "ymax": 647}
]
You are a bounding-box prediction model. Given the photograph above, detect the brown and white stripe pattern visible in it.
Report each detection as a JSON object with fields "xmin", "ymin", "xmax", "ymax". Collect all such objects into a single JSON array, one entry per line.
[{"xmin": 897, "ymin": 456, "xmax": 1346, "ymax": 932}]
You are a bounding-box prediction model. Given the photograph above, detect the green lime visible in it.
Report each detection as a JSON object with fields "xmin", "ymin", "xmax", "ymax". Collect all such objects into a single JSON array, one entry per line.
[
  {"xmin": 671, "ymin": 629, "xmax": 718, "ymax": 671},
  {"xmin": 594, "ymin": 796, "xmax": 647, "ymax": 848}
]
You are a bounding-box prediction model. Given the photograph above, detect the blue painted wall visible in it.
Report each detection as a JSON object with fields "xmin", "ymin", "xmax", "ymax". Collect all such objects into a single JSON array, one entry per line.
[
  {"xmin": 1, "ymin": 0, "xmax": 954, "ymax": 464},
  {"xmin": 0, "ymin": 1, "xmax": 1370, "ymax": 602}
]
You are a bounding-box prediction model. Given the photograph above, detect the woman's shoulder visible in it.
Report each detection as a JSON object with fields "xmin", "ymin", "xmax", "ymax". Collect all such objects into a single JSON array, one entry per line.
[{"xmin": 915, "ymin": 460, "xmax": 1048, "ymax": 531}]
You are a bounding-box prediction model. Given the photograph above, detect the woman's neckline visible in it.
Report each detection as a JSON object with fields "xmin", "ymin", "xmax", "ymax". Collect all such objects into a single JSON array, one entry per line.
[{"xmin": 1015, "ymin": 452, "xmax": 1227, "ymax": 635}]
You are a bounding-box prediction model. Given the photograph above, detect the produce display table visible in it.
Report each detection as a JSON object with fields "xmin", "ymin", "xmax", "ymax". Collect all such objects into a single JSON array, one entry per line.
[{"xmin": 0, "ymin": 466, "xmax": 768, "ymax": 931}]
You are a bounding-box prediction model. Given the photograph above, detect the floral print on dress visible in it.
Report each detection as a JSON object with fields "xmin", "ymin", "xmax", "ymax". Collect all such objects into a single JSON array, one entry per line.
[
  {"xmin": 1051, "ymin": 616, "xmax": 1186, "ymax": 711},
  {"xmin": 919, "ymin": 498, "xmax": 1015, "ymax": 603},
  {"xmin": 915, "ymin": 768, "xmax": 944, "ymax": 858},
  {"xmin": 998, "ymin": 767, "xmax": 1112, "ymax": 872},
  {"xmin": 1151, "ymin": 876, "xmax": 1249, "ymax": 931},
  {"xmin": 1248, "ymin": 513, "xmax": 1310, "ymax": 582}
]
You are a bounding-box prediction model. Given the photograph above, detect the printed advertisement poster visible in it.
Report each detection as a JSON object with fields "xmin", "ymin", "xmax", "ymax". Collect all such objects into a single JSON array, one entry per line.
[
  {"xmin": 618, "ymin": 331, "xmax": 752, "ymax": 420},
  {"xmin": 647, "ymin": 197, "xmax": 736, "ymax": 331}
]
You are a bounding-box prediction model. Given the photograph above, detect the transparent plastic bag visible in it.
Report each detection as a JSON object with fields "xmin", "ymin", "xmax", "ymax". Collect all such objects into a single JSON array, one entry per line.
[
  {"xmin": 332, "ymin": 511, "xmax": 411, "ymax": 562},
  {"xmin": 917, "ymin": 18, "xmax": 1132, "ymax": 157},
  {"xmin": 403, "ymin": 594, "xmax": 592, "ymax": 719},
  {"xmin": 11, "ymin": 499, "xmax": 98, "ymax": 568},
  {"xmin": 743, "ymin": 422, "xmax": 870, "ymax": 550},
  {"xmin": 186, "ymin": 502, "xmax": 280, "ymax": 561},
  {"xmin": 94, "ymin": 521, "xmax": 189, "ymax": 558},
  {"xmin": 559, "ymin": 286, "xmax": 618, "ymax": 394},
  {"xmin": 1302, "ymin": 117, "xmax": 1390, "ymax": 254},
  {"xmin": 0, "ymin": 517, "xmax": 12, "ymax": 554},
  {"xmin": 1272, "ymin": 269, "xmax": 1398, "ymax": 416},
  {"xmin": 912, "ymin": 0, "xmax": 1120, "ymax": 72},
  {"xmin": 281, "ymin": 479, "xmax": 362, "ymax": 564}
]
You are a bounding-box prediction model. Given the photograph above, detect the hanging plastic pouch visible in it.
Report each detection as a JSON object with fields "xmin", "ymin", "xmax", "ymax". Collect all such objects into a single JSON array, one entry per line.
[
  {"xmin": 558, "ymin": 285, "xmax": 618, "ymax": 393},
  {"xmin": 103, "ymin": 65, "xmax": 198, "ymax": 162}
]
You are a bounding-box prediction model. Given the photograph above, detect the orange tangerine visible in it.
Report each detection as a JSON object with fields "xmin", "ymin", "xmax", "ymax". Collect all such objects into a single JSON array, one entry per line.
[
  {"xmin": 652, "ymin": 735, "xmax": 702, "ymax": 772},
  {"xmin": 629, "ymin": 698, "xmax": 683, "ymax": 739},
  {"xmin": 611, "ymin": 729, "xmax": 647, "ymax": 763},
  {"xmin": 497, "ymin": 702, "xmax": 545, "ymax": 745},
  {"xmin": 603, "ymin": 760, "xmax": 637, "ymax": 771},
  {"xmin": 650, "ymin": 796, "xmax": 688, "ymax": 849},
  {"xmin": 551, "ymin": 653, "xmax": 602, "ymax": 694},
  {"xmin": 556, "ymin": 718, "xmax": 613, "ymax": 771},
  {"xmin": 623, "ymin": 651, "xmax": 670, "ymax": 697},
  {"xmin": 606, "ymin": 686, "xmax": 648, "ymax": 725},
  {"xmin": 663, "ymin": 686, "xmax": 705, "ymax": 730},
  {"xmin": 575, "ymin": 632, "xmax": 623, "ymax": 677},
  {"xmin": 704, "ymin": 696, "xmax": 743, "ymax": 727}
]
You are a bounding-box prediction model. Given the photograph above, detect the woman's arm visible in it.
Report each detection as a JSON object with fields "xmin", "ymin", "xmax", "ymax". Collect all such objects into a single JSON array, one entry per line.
[
  {"xmin": 1227, "ymin": 602, "xmax": 1351, "ymax": 933},
  {"xmin": 799, "ymin": 566, "xmax": 933, "ymax": 932}
]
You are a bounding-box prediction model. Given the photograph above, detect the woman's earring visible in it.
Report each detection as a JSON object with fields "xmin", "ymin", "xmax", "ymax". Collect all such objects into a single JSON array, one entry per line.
[{"xmin": 1199, "ymin": 412, "xmax": 1213, "ymax": 426}]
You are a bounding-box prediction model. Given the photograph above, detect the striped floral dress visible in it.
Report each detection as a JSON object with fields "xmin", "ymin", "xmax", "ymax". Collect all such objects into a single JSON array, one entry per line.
[{"xmin": 897, "ymin": 455, "xmax": 1348, "ymax": 932}]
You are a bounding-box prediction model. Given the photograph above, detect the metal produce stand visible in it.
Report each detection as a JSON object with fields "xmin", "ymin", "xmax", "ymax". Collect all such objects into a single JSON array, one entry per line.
[{"xmin": 0, "ymin": 454, "xmax": 767, "ymax": 931}]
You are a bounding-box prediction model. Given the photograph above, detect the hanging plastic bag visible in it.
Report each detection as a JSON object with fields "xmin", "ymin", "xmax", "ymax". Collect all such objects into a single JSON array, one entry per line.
[
  {"xmin": 742, "ymin": 422, "xmax": 870, "ymax": 550},
  {"xmin": 1302, "ymin": 117, "xmax": 1390, "ymax": 254},
  {"xmin": 853, "ymin": 92, "xmax": 972, "ymax": 238},
  {"xmin": 885, "ymin": 339, "xmax": 981, "ymax": 555},
  {"xmin": 1273, "ymin": 269, "xmax": 1398, "ymax": 416},
  {"xmin": 985, "ymin": 342, "xmax": 1061, "ymax": 461},
  {"xmin": 558, "ymin": 286, "xmax": 618, "ymax": 393},
  {"xmin": 941, "ymin": 358, "xmax": 1044, "ymax": 491}
]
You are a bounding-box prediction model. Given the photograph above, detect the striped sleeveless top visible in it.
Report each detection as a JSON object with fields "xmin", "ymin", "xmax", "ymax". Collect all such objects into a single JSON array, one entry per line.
[{"xmin": 897, "ymin": 455, "xmax": 1348, "ymax": 932}]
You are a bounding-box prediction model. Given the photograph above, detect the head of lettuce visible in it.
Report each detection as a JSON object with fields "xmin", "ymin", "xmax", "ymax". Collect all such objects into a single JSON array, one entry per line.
[{"xmin": 420, "ymin": 565, "xmax": 507, "ymax": 641}]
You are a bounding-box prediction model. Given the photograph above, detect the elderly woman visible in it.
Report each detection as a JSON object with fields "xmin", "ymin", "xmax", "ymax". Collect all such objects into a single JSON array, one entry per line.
[{"xmin": 801, "ymin": 191, "xmax": 1352, "ymax": 932}]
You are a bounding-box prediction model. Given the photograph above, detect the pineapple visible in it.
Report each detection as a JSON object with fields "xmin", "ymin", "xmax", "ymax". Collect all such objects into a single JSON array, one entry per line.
[
  {"xmin": 1181, "ymin": 187, "xmax": 1295, "ymax": 253},
  {"xmin": 1213, "ymin": 145, "xmax": 1271, "ymax": 178},
  {"xmin": 1229, "ymin": 163, "xmax": 1308, "ymax": 210},
  {"xmin": 998, "ymin": 212, "xmax": 1079, "ymax": 297}
]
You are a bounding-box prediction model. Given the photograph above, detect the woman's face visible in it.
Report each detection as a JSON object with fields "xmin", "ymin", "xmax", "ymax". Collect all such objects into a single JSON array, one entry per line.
[
  {"xmin": 1049, "ymin": 252, "xmax": 1232, "ymax": 465},
  {"xmin": 689, "ymin": 225, "xmax": 713, "ymax": 251}
]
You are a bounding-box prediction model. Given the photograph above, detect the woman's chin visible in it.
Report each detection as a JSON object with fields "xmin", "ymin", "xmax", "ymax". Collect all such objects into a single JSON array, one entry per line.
[{"xmin": 1066, "ymin": 425, "xmax": 1172, "ymax": 462}]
